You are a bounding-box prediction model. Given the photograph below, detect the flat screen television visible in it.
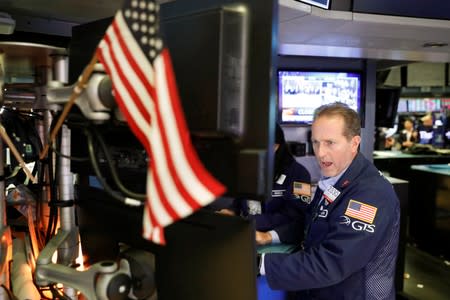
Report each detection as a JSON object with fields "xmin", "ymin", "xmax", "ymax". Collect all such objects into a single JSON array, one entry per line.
[
  {"xmin": 278, "ymin": 70, "xmax": 363, "ymax": 125},
  {"xmin": 299, "ymin": 0, "xmax": 331, "ymax": 10}
]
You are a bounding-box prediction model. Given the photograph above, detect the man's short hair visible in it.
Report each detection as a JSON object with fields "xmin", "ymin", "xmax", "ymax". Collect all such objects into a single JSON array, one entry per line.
[{"xmin": 313, "ymin": 102, "xmax": 361, "ymax": 139}]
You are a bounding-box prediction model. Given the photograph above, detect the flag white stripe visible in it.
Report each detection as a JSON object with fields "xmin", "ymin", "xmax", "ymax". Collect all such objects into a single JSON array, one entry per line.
[
  {"xmin": 103, "ymin": 14, "xmax": 193, "ymax": 217},
  {"xmin": 114, "ymin": 13, "xmax": 155, "ymax": 85},
  {"xmin": 154, "ymin": 55, "xmax": 215, "ymax": 204},
  {"xmin": 114, "ymin": 15, "xmax": 212, "ymax": 210},
  {"xmin": 97, "ymin": 5, "xmax": 225, "ymax": 245},
  {"xmin": 116, "ymin": 12, "xmax": 215, "ymax": 206},
  {"xmin": 99, "ymin": 40, "xmax": 176, "ymax": 228},
  {"xmin": 149, "ymin": 172, "xmax": 173, "ymax": 227},
  {"xmin": 142, "ymin": 202, "xmax": 152, "ymax": 237},
  {"xmin": 143, "ymin": 205, "xmax": 162, "ymax": 244},
  {"xmin": 100, "ymin": 24, "xmax": 151, "ymax": 133},
  {"xmin": 152, "ymin": 226, "xmax": 162, "ymax": 244}
]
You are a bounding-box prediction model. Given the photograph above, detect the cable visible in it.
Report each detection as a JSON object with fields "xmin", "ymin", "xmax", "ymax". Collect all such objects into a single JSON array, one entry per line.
[
  {"xmin": 0, "ymin": 106, "xmax": 44, "ymax": 120},
  {"xmin": 91, "ymin": 126, "xmax": 146, "ymax": 200},
  {"xmin": 50, "ymin": 143, "xmax": 90, "ymax": 162},
  {"xmin": 84, "ymin": 129, "xmax": 143, "ymax": 206},
  {"xmin": 44, "ymin": 112, "xmax": 61, "ymax": 244},
  {"xmin": 49, "ymin": 284, "xmax": 72, "ymax": 300}
]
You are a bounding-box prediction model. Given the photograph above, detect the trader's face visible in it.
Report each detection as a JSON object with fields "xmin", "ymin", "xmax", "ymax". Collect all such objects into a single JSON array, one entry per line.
[
  {"xmin": 311, "ymin": 115, "xmax": 360, "ymax": 177},
  {"xmin": 404, "ymin": 120, "xmax": 413, "ymax": 130}
]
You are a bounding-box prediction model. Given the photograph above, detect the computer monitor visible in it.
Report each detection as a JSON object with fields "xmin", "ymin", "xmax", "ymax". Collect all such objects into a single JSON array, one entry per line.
[
  {"xmin": 278, "ymin": 69, "xmax": 363, "ymax": 126},
  {"xmin": 299, "ymin": 0, "xmax": 331, "ymax": 10},
  {"xmin": 69, "ymin": 1, "xmax": 276, "ymax": 199},
  {"xmin": 76, "ymin": 186, "xmax": 258, "ymax": 300},
  {"xmin": 156, "ymin": 208, "xmax": 257, "ymax": 300}
]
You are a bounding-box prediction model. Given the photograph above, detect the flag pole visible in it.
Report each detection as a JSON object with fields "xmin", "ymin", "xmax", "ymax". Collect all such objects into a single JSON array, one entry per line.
[{"xmin": 39, "ymin": 53, "xmax": 99, "ymax": 160}]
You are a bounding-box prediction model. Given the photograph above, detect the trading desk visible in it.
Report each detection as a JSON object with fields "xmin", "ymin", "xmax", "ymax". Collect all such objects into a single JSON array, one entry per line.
[
  {"xmin": 373, "ymin": 150, "xmax": 450, "ymax": 182},
  {"xmin": 256, "ymin": 244, "xmax": 297, "ymax": 300},
  {"xmin": 408, "ymin": 164, "xmax": 450, "ymax": 257}
]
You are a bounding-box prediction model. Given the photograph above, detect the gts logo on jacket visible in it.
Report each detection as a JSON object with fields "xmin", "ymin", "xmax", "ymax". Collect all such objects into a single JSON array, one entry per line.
[{"xmin": 339, "ymin": 216, "xmax": 375, "ymax": 233}]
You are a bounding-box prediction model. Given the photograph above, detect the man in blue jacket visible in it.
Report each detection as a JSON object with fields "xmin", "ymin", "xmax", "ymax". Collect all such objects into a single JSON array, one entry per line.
[{"xmin": 257, "ymin": 102, "xmax": 400, "ymax": 299}]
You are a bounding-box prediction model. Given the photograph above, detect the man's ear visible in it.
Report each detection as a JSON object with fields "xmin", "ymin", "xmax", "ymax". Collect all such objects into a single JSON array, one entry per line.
[{"xmin": 351, "ymin": 135, "xmax": 361, "ymax": 153}]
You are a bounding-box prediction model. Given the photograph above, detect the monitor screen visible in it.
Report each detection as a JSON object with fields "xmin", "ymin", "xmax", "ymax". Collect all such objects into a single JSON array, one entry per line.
[
  {"xmin": 278, "ymin": 70, "xmax": 363, "ymax": 125},
  {"xmin": 299, "ymin": 0, "xmax": 331, "ymax": 10},
  {"xmin": 397, "ymin": 99, "xmax": 408, "ymax": 113}
]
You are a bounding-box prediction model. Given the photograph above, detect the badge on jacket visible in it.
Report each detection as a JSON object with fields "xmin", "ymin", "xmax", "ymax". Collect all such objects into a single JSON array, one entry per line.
[
  {"xmin": 276, "ymin": 174, "xmax": 286, "ymax": 185},
  {"xmin": 323, "ymin": 185, "xmax": 340, "ymax": 204}
]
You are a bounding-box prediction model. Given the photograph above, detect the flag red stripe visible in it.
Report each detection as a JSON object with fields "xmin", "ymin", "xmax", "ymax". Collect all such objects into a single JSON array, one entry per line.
[
  {"xmin": 109, "ymin": 19, "xmax": 205, "ymax": 217},
  {"xmin": 151, "ymin": 163, "xmax": 182, "ymax": 220},
  {"xmin": 101, "ymin": 19, "xmax": 200, "ymax": 222},
  {"xmin": 104, "ymin": 61, "xmax": 181, "ymax": 226},
  {"xmin": 98, "ymin": 31, "xmax": 166, "ymax": 234},
  {"xmin": 161, "ymin": 50, "xmax": 226, "ymax": 196},
  {"xmin": 110, "ymin": 20, "xmax": 152, "ymax": 130},
  {"xmin": 97, "ymin": 33, "xmax": 150, "ymax": 154},
  {"xmin": 152, "ymin": 53, "xmax": 204, "ymax": 210},
  {"xmin": 97, "ymin": 21, "xmax": 163, "ymax": 230},
  {"xmin": 145, "ymin": 190, "xmax": 162, "ymax": 241},
  {"xmin": 145, "ymin": 200, "xmax": 165, "ymax": 244},
  {"xmin": 106, "ymin": 73, "xmax": 183, "ymax": 225}
]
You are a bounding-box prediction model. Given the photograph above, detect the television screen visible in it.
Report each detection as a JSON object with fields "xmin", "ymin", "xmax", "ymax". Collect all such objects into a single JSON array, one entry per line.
[
  {"xmin": 397, "ymin": 99, "xmax": 408, "ymax": 113},
  {"xmin": 278, "ymin": 70, "xmax": 363, "ymax": 125},
  {"xmin": 299, "ymin": 0, "xmax": 331, "ymax": 10}
]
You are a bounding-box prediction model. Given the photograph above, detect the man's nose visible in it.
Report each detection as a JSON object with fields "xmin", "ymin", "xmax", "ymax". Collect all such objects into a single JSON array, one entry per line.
[{"xmin": 314, "ymin": 144, "xmax": 325, "ymax": 157}]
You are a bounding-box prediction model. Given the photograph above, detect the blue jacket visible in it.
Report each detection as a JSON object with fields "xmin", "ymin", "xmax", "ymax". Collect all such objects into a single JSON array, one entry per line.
[
  {"xmin": 251, "ymin": 160, "xmax": 311, "ymax": 232},
  {"xmin": 264, "ymin": 153, "xmax": 400, "ymax": 300}
]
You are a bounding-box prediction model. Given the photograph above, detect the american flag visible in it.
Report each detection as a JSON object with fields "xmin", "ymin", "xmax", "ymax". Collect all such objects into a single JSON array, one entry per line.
[
  {"xmin": 96, "ymin": 0, "xmax": 226, "ymax": 245},
  {"xmin": 345, "ymin": 200, "xmax": 377, "ymax": 224},
  {"xmin": 293, "ymin": 181, "xmax": 311, "ymax": 197}
]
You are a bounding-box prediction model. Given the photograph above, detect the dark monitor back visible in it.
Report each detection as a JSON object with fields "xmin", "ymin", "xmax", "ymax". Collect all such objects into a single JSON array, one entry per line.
[
  {"xmin": 68, "ymin": 8, "xmax": 246, "ymax": 196},
  {"xmin": 162, "ymin": 5, "xmax": 247, "ymax": 137},
  {"xmin": 76, "ymin": 186, "xmax": 257, "ymax": 300},
  {"xmin": 156, "ymin": 208, "xmax": 257, "ymax": 300},
  {"xmin": 375, "ymin": 87, "xmax": 401, "ymax": 128},
  {"xmin": 69, "ymin": 0, "xmax": 277, "ymax": 200}
]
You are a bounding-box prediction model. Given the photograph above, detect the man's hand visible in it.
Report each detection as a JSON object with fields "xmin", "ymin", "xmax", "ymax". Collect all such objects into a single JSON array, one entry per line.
[{"xmin": 256, "ymin": 231, "xmax": 272, "ymax": 245}]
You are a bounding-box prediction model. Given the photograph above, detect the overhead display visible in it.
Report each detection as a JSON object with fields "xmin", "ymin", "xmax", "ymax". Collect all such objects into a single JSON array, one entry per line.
[
  {"xmin": 297, "ymin": 0, "xmax": 331, "ymax": 10},
  {"xmin": 278, "ymin": 70, "xmax": 362, "ymax": 125}
]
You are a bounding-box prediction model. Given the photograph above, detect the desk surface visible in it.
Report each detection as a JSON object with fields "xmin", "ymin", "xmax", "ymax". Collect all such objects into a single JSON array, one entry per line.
[
  {"xmin": 411, "ymin": 164, "xmax": 450, "ymax": 176},
  {"xmin": 373, "ymin": 150, "xmax": 450, "ymax": 160},
  {"xmin": 257, "ymin": 243, "xmax": 297, "ymax": 254}
]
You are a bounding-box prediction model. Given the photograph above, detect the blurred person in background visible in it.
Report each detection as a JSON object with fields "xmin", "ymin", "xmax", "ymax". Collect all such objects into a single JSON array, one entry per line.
[
  {"xmin": 218, "ymin": 123, "xmax": 312, "ymax": 232},
  {"xmin": 397, "ymin": 117, "xmax": 418, "ymax": 150}
]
